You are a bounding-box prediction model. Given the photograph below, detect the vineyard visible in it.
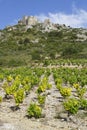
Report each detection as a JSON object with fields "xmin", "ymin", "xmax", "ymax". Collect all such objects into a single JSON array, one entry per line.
[
  {"xmin": 0, "ymin": 66, "xmax": 87, "ymax": 130},
  {"xmin": 1, "ymin": 3, "xmax": 87, "ymax": 129}
]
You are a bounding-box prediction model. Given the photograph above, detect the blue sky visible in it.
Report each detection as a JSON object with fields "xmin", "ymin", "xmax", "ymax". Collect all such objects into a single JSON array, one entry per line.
[{"xmin": 0, "ymin": 0, "xmax": 87, "ymax": 29}]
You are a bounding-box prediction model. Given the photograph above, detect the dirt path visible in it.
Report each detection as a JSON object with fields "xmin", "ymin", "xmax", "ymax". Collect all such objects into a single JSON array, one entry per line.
[{"xmin": 44, "ymin": 74, "xmax": 62, "ymax": 119}]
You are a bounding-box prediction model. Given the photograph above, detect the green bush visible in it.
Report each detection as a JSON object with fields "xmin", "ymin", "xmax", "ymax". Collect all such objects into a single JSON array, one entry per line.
[
  {"xmin": 38, "ymin": 95, "xmax": 46, "ymax": 105},
  {"xmin": 27, "ymin": 103, "xmax": 42, "ymax": 118},
  {"xmin": 14, "ymin": 88, "xmax": 25, "ymax": 107},
  {"xmin": 7, "ymin": 75, "xmax": 13, "ymax": 82},
  {"xmin": 31, "ymin": 50, "xmax": 41, "ymax": 60},
  {"xmin": 0, "ymin": 74, "xmax": 4, "ymax": 81},
  {"xmin": 62, "ymin": 44, "xmax": 81, "ymax": 57},
  {"xmin": 37, "ymin": 85, "xmax": 46, "ymax": 94},
  {"xmin": 79, "ymin": 98, "xmax": 87, "ymax": 110},
  {"xmin": 60, "ymin": 87, "xmax": 72, "ymax": 98},
  {"xmin": 63, "ymin": 98, "xmax": 79, "ymax": 114},
  {"xmin": 24, "ymin": 84, "xmax": 31, "ymax": 94},
  {"xmin": 76, "ymin": 87, "xmax": 86, "ymax": 98}
]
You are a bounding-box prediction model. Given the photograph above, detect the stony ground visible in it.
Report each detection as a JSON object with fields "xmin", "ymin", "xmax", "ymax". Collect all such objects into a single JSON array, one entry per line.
[{"xmin": 0, "ymin": 74, "xmax": 87, "ymax": 130}]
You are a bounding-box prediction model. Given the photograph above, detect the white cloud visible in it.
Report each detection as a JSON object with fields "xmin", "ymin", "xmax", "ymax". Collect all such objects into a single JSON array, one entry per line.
[{"xmin": 37, "ymin": 9, "xmax": 87, "ymax": 28}]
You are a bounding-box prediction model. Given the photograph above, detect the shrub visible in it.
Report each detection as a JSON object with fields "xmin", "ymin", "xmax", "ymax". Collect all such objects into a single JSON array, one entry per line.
[
  {"xmin": 8, "ymin": 59, "xmax": 26, "ymax": 67},
  {"xmin": 7, "ymin": 75, "xmax": 13, "ymax": 82},
  {"xmin": 79, "ymin": 98, "xmax": 87, "ymax": 110},
  {"xmin": 24, "ymin": 84, "xmax": 31, "ymax": 94},
  {"xmin": 55, "ymin": 78, "xmax": 63, "ymax": 85},
  {"xmin": 56, "ymin": 84, "xmax": 62, "ymax": 91},
  {"xmin": 0, "ymin": 96, "xmax": 2, "ymax": 102},
  {"xmin": 73, "ymin": 83, "xmax": 80, "ymax": 90},
  {"xmin": 0, "ymin": 74, "xmax": 4, "ymax": 81},
  {"xmin": 23, "ymin": 38, "xmax": 30, "ymax": 44},
  {"xmin": 38, "ymin": 95, "xmax": 46, "ymax": 105},
  {"xmin": 2, "ymin": 82, "xmax": 12, "ymax": 98},
  {"xmin": 60, "ymin": 87, "xmax": 72, "ymax": 98},
  {"xmin": 37, "ymin": 85, "xmax": 46, "ymax": 94},
  {"xmin": 44, "ymin": 60, "xmax": 50, "ymax": 66},
  {"xmin": 76, "ymin": 87, "xmax": 86, "ymax": 99},
  {"xmin": 63, "ymin": 98, "xmax": 79, "ymax": 114},
  {"xmin": 62, "ymin": 44, "xmax": 81, "ymax": 57},
  {"xmin": 37, "ymin": 76, "xmax": 51, "ymax": 94},
  {"xmin": 27, "ymin": 103, "xmax": 42, "ymax": 118},
  {"xmin": 47, "ymin": 83, "xmax": 52, "ymax": 89},
  {"xmin": 14, "ymin": 88, "xmax": 25, "ymax": 107},
  {"xmin": 31, "ymin": 50, "xmax": 41, "ymax": 60}
]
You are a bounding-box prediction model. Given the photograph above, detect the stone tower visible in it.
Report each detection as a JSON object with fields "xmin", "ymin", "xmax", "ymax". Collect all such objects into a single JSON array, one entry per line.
[
  {"xmin": 18, "ymin": 16, "xmax": 38, "ymax": 26},
  {"xmin": 27, "ymin": 16, "xmax": 38, "ymax": 25},
  {"xmin": 22, "ymin": 16, "xmax": 28, "ymax": 25}
]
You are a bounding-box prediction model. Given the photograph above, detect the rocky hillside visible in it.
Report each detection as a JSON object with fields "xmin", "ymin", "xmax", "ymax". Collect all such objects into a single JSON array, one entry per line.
[{"xmin": 0, "ymin": 16, "xmax": 87, "ymax": 67}]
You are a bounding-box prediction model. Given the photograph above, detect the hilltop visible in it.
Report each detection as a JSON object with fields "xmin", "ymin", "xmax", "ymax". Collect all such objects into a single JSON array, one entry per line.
[{"xmin": 0, "ymin": 16, "xmax": 87, "ymax": 67}]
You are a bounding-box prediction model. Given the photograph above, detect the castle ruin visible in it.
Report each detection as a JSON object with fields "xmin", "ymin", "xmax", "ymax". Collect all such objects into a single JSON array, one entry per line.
[
  {"xmin": 18, "ymin": 16, "xmax": 38, "ymax": 26},
  {"xmin": 18, "ymin": 16, "xmax": 58, "ymax": 32}
]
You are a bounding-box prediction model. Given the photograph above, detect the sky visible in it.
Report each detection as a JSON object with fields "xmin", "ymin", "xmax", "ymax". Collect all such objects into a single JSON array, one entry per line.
[{"xmin": 0, "ymin": 0, "xmax": 87, "ymax": 29}]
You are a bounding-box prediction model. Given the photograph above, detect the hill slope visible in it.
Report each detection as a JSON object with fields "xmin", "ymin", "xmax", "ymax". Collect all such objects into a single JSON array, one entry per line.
[{"xmin": 0, "ymin": 19, "xmax": 87, "ymax": 67}]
